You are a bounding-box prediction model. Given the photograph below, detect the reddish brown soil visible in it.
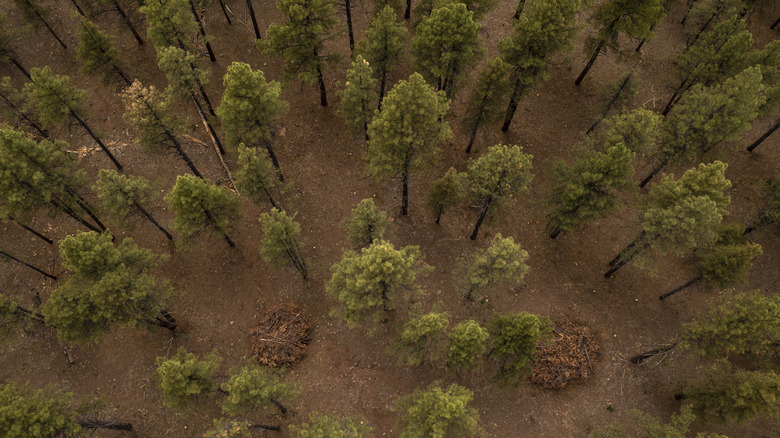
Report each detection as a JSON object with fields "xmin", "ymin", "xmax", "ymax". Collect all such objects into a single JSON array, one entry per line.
[{"xmin": 1, "ymin": 0, "xmax": 779, "ymax": 436}]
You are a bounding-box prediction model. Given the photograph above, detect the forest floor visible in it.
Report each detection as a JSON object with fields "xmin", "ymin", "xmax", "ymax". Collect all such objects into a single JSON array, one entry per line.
[{"xmin": 1, "ymin": 0, "xmax": 779, "ymax": 436}]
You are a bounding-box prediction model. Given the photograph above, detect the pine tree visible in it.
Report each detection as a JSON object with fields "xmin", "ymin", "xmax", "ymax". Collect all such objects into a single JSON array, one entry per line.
[
  {"xmin": 0, "ymin": 127, "xmax": 105, "ymax": 233},
  {"xmin": 545, "ymin": 143, "xmax": 635, "ymax": 239},
  {"xmin": 745, "ymin": 40, "xmax": 780, "ymax": 152},
  {"xmin": 156, "ymin": 46, "xmax": 223, "ymax": 153},
  {"xmin": 76, "ymin": 17, "xmax": 132, "ymax": 86},
  {"xmin": 411, "ymin": 2, "xmax": 483, "ymax": 97},
  {"xmin": 0, "ymin": 12, "xmax": 31, "ymax": 79},
  {"xmin": 221, "ymin": 363, "xmax": 298, "ymax": 415},
  {"xmin": 597, "ymin": 108, "xmax": 662, "ymax": 155},
  {"xmin": 427, "ymin": 167, "xmax": 466, "ymax": 224},
  {"xmin": 93, "ymin": 169, "xmax": 173, "ymax": 240},
  {"xmin": 659, "ymin": 224, "xmax": 762, "ymax": 300},
  {"xmin": 217, "ymin": 62, "xmax": 288, "ymax": 179},
  {"xmin": 0, "ymin": 383, "xmax": 133, "ymax": 437},
  {"xmin": 121, "ymin": 80, "xmax": 202, "ymax": 178},
  {"xmin": 459, "ymin": 0, "xmax": 499, "ymax": 20},
  {"xmin": 165, "ymin": 174, "xmax": 240, "ymax": 247},
  {"xmin": 189, "ymin": 0, "xmax": 216, "ymax": 61},
  {"xmin": 258, "ymin": 208, "xmax": 308, "ymax": 279},
  {"xmin": 499, "ymin": 0, "xmax": 584, "ymax": 131},
  {"xmin": 661, "ymin": 17, "xmax": 753, "ymax": 116},
  {"xmin": 290, "ymin": 412, "xmax": 373, "ymax": 437},
  {"xmin": 337, "ymin": 56, "xmax": 378, "ymax": 142},
  {"xmin": 745, "ymin": 176, "xmax": 780, "ymax": 233},
  {"xmin": 0, "ymin": 78, "xmax": 46, "ymax": 138},
  {"xmin": 683, "ymin": 0, "xmax": 745, "ymax": 46},
  {"xmin": 395, "ymin": 383, "xmax": 481, "ymax": 438},
  {"xmin": 101, "ymin": 0, "xmax": 145, "ymax": 45},
  {"xmin": 327, "ymin": 240, "xmax": 429, "ymax": 328},
  {"xmin": 458, "ymin": 233, "xmax": 529, "ymax": 300},
  {"xmin": 680, "ymin": 365, "xmax": 780, "ymax": 423},
  {"xmin": 12, "ymin": 0, "xmax": 67, "ymax": 49},
  {"xmin": 235, "ymin": 144, "xmax": 281, "ymax": 209},
  {"xmin": 25, "ymin": 67, "xmax": 122, "ymax": 170},
  {"xmin": 590, "ymin": 405, "xmax": 697, "ymax": 438},
  {"xmin": 357, "ymin": 5, "xmax": 407, "ymax": 108},
  {"xmin": 344, "ymin": 198, "xmax": 391, "ymax": 248},
  {"xmin": 488, "ymin": 312, "xmax": 553, "ymax": 385},
  {"xmin": 574, "ymin": 0, "xmax": 663, "ymax": 85},
  {"xmin": 260, "ymin": 0, "xmax": 339, "ymax": 107},
  {"xmin": 607, "ymin": 162, "xmax": 731, "ymax": 278},
  {"xmin": 366, "ymin": 73, "xmax": 451, "ymax": 215},
  {"xmin": 641, "ymin": 67, "xmax": 765, "ymax": 188},
  {"xmin": 466, "ymin": 144, "xmax": 533, "ymax": 240},
  {"xmin": 393, "ymin": 303, "xmax": 449, "ymax": 366},
  {"xmin": 141, "ymin": 0, "xmax": 198, "ymax": 50},
  {"xmin": 586, "ymin": 69, "xmax": 639, "ymax": 134},
  {"xmin": 155, "ymin": 347, "xmax": 221, "ymax": 410},
  {"xmin": 0, "ymin": 294, "xmax": 46, "ymax": 332},
  {"xmin": 43, "ymin": 231, "xmax": 175, "ymax": 344},
  {"xmin": 0, "ymin": 244, "xmax": 57, "ymax": 279},
  {"xmin": 204, "ymin": 418, "xmax": 281, "ymax": 436},
  {"xmin": 446, "ymin": 320, "xmax": 489, "ymax": 371},
  {"xmin": 462, "ymin": 56, "xmax": 512, "ymax": 153}
]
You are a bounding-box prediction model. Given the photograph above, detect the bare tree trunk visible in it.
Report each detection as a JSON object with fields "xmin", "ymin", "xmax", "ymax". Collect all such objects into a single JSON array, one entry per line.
[
  {"xmin": 23, "ymin": 0, "xmax": 67, "ymax": 49},
  {"xmin": 247, "ymin": 0, "xmax": 262, "ymax": 39},
  {"xmin": 9, "ymin": 218, "xmax": 54, "ymax": 244},
  {"xmin": 575, "ymin": 41, "xmax": 604, "ymax": 86},
  {"xmin": 190, "ymin": 93, "xmax": 225, "ymax": 154},
  {"xmin": 112, "ymin": 1, "xmax": 144, "ymax": 45},
  {"xmin": 217, "ymin": 0, "xmax": 232, "ymax": 24},
  {"xmin": 771, "ymin": 15, "xmax": 780, "ymax": 30},
  {"xmin": 405, "ymin": 0, "xmax": 411, "ymax": 19},
  {"xmin": 629, "ymin": 342, "xmax": 678, "ymax": 364},
  {"xmin": 659, "ymin": 277, "xmax": 701, "ymax": 300},
  {"xmin": 69, "ymin": 110, "xmax": 122, "ymax": 170},
  {"xmin": 0, "ymin": 248, "xmax": 57, "ymax": 279},
  {"xmin": 587, "ymin": 68, "xmax": 635, "ymax": 135},
  {"xmin": 190, "ymin": 1, "xmax": 216, "ymax": 62},
  {"xmin": 9, "ymin": 56, "xmax": 31, "ymax": 80},
  {"xmin": 746, "ymin": 118, "xmax": 780, "ymax": 152},
  {"xmin": 344, "ymin": 0, "xmax": 354, "ymax": 54},
  {"xmin": 78, "ymin": 420, "xmax": 133, "ymax": 431},
  {"xmin": 470, "ymin": 195, "xmax": 492, "ymax": 240}
]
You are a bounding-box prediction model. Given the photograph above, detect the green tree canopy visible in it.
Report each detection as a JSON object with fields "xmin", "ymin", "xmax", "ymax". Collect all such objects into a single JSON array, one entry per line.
[
  {"xmin": 488, "ymin": 312, "xmax": 553, "ymax": 385},
  {"xmin": 446, "ymin": 320, "xmax": 489, "ymax": 371},
  {"xmin": 140, "ymin": 0, "xmax": 198, "ymax": 50},
  {"xmin": 411, "ymin": 2, "xmax": 483, "ymax": 97},
  {"xmin": 394, "ymin": 304, "xmax": 449, "ymax": 366},
  {"xmin": 290, "ymin": 412, "xmax": 373, "ymax": 437},
  {"xmin": 746, "ymin": 176, "xmax": 780, "ymax": 233},
  {"xmin": 165, "ymin": 175, "xmax": 240, "ymax": 247},
  {"xmin": 75, "ymin": 17, "xmax": 131, "ymax": 86},
  {"xmin": 337, "ymin": 55, "xmax": 377, "ymax": 141},
  {"xmin": 0, "ymin": 77, "xmax": 45, "ymax": 137},
  {"xmin": 462, "ymin": 56, "xmax": 512, "ymax": 153},
  {"xmin": 589, "ymin": 405, "xmax": 697, "ymax": 438},
  {"xmin": 427, "ymin": 167, "xmax": 466, "ymax": 224},
  {"xmin": 344, "ymin": 198, "xmax": 391, "ymax": 248},
  {"xmin": 395, "ymin": 383, "xmax": 481, "ymax": 438},
  {"xmin": 258, "ymin": 208, "xmax": 308, "ymax": 279},
  {"xmin": 466, "ymin": 144, "xmax": 533, "ymax": 239},
  {"xmin": 357, "ymin": 5, "xmax": 407, "ymax": 106},
  {"xmin": 221, "ymin": 363, "xmax": 298, "ymax": 415},
  {"xmin": 597, "ymin": 108, "xmax": 662, "ymax": 155},
  {"xmin": 0, "ymin": 11, "xmax": 31, "ymax": 79},
  {"xmin": 694, "ymin": 224, "xmax": 762, "ymax": 290},
  {"xmin": 235, "ymin": 144, "xmax": 281, "ymax": 209},
  {"xmin": 327, "ymin": 240, "xmax": 429, "ymax": 328},
  {"xmin": 58, "ymin": 230, "xmax": 158, "ymax": 280},
  {"xmin": 366, "ymin": 73, "xmax": 451, "ymax": 215},
  {"xmin": 458, "ymin": 233, "xmax": 529, "ymax": 300},
  {"xmin": 0, "ymin": 383, "xmax": 81, "ymax": 437},
  {"xmin": 156, "ymin": 347, "xmax": 221, "ymax": 410}
]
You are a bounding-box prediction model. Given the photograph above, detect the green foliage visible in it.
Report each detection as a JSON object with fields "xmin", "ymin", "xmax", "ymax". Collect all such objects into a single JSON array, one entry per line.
[
  {"xmin": 12, "ymin": 0, "xmax": 51, "ymax": 29},
  {"xmin": 344, "ymin": 198, "xmax": 390, "ymax": 248},
  {"xmin": 411, "ymin": 2, "xmax": 483, "ymax": 96},
  {"xmin": 140, "ymin": 0, "xmax": 197, "ymax": 49},
  {"xmin": 395, "ymin": 382, "xmax": 481, "ymax": 438},
  {"xmin": 260, "ymin": 0, "xmax": 339, "ymax": 85},
  {"xmin": 121, "ymin": 80, "xmax": 186, "ymax": 155},
  {"xmin": 358, "ymin": 5, "xmax": 407, "ymax": 88},
  {"xmin": 682, "ymin": 364, "xmax": 780, "ymax": 423},
  {"xmin": 488, "ymin": 312, "xmax": 553, "ymax": 385},
  {"xmin": 337, "ymin": 56, "xmax": 377, "ymax": 139},
  {"xmin": 694, "ymin": 224, "xmax": 762, "ymax": 290},
  {"xmin": 221, "ymin": 363, "xmax": 298, "ymax": 415},
  {"xmin": 165, "ymin": 174, "xmax": 240, "ymax": 244},
  {"xmin": 459, "ymin": 233, "xmax": 529, "ymax": 299},
  {"xmin": 0, "ymin": 383, "xmax": 82, "ymax": 438},
  {"xmin": 0, "ymin": 295, "xmax": 41, "ymax": 334},
  {"xmin": 681, "ymin": 291, "xmax": 780, "ymax": 358},
  {"xmin": 203, "ymin": 418, "xmax": 252, "ymax": 438},
  {"xmin": 589, "ymin": 405, "xmax": 696, "ymax": 438},
  {"xmin": 0, "ymin": 13, "xmax": 26, "ymax": 67},
  {"xmin": 593, "ymin": 71, "xmax": 639, "ymax": 124},
  {"xmin": 660, "ymin": 67, "xmax": 765, "ymax": 166},
  {"xmin": 427, "ymin": 167, "xmax": 466, "ymax": 224},
  {"xmin": 217, "ymin": 62, "xmax": 288, "ymax": 150},
  {"xmin": 0, "ymin": 77, "xmax": 38, "ymax": 130},
  {"xmin": 24, "ymin": 67, "xmax": 86, "ymax": 129},
  {"xmin": 290, "ymin": 412, "xmax": 373, "ymax": 437},
  {"xmin": 58, "ymin": 231, "xmax": 158, "ymax": 280},
  {"xmin": 93, "ymin": 169, "xmax": 160, "ymax": 225},
  {"xmin": 76, "ymin": 18, "xmax": 127, "ymax": 85},
  {"xmin": 258, "ymin": 208, "xmax": 307, "ymax": 279},
  {"xmin": 584, "ymin": 0, "xmax": 663, "ymax": 56},
  {"xmin": 156, "ymin": 45, "xmax": 209, "ymax": 97},
  {"xmin": 156, "ymin": 347, "xmax": 221, "ymax": 410},
  {"xmin": 458, "ymin": 0, "xmax": 499, "ymax": 20},
  {"xmin": 394, "ymin": 303, "xmax": 449, "ymax": 366},
  {"xmin": 327, "ymin": 240, "xmax": 429, "ymax": 328},
  {"xmin": 467, "ymin": 144, "xmax": 534, "ymax": 219},
  {"xmin": 598, "ymin": 108, "xmax": 662, "ymax": 155},
  {"xmin": 685, "ymin": 0, "xmax": 745, "ymax": 41},
  {"xmin": 235, "ymin": 144, "xmax": 279, "ymax": 207},
  {"xmin": 546, "ymin": 143, "xmax": 635, "ymax": 236},
  {"xmin": 446, "ymin": 320, "xmax": 489, "ymax": 371},
  {"xmin": 461, "ymin": 56, "xmax": 512, "ymax": 145}
]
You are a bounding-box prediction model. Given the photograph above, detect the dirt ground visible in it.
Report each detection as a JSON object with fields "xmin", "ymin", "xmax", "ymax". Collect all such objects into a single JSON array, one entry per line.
[{"xmin": 1, "ymin": 0, "xmax": 779, "ymax": 436}]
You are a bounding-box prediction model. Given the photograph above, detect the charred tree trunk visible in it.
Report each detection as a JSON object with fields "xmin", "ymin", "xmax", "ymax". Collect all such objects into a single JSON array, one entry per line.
[
  {"xmin": 771, "ymin": 15, "xmax": 780, "ymax": 30},
  {"xmin": 316, "ymin": 62, "xmax": 328, "ymax": 107},
  {"xmin": 134, "ymin": 202, "xmax": 173, "ymax": 240},
  {"xmin": 501, "ymin": 78, "xmax": 523, "ymax": 132},
  {"xmin": 24, "ymin": 0, "xmax": 67, "ymax": 49},
  {"xmin": 0, "ymin": 248, "xmax": 57, "ymax": 279},
  {"xmin": 470, "ymin": 195, "xmax": 493, "ymax": 240},
  {"xmin": 604, "ymin": 241, "xmax": 650, "ymax": 278},
  {"xmin": 190, "ymin": 93, "xmax": 225, "ymax": 154},
  {"xmin": 661, "ymin": 78, "xmax": 689, "ymax": 116},
  {"xmin": 69, "ymin": 111, "xmax": 122, "ymax": 170},
  {"xmin": 0, "ymin": 90, "xmax": 48, "ymax": 138},
  {"xmin": 434, "ymin": 205, "xmax": 444, "ymax": 224},
  {"xmin": 635, "ymin": 23, "xmax": 656, "ymax": 52},
  {"xmin": 345, "ymin": 0, "xmax": 354, "ymax": 54},
  {"xmin": 575, "ymin": 41, "xmax": 604, "ymax": 86},
  {"xmin": 639, "ymin": 156, "xmax": 671, "ymax": 188},
  {"xmin": 113, "ymin": 1, "xmax": 144, "ymax": 45},
  {"xmin": 247, "ymin": 0, "xmax": 262, "ymax": 39},
  {"xmin": 9, "ymin": 56, "xmax": 31, "ymax": 80},
  {"xmin": 261, "ymin": 140, "xmax": 285, "ymax": 182},
  {"xmin": 659, "ymin": 277, "xmax": 701, "ymax": 300},
  {"xmin": 218, "ymin": 0, "xmax": 232, "ymax": 24},
  {"xmin": 587, "ymin": 68, "xmax": 635, "ymax": 135},
  {"xmin": 549, "ymin": 226, "xmax": 561, "ymax": 239},
  {"xmin": 249, "ymin": 424, "xmax": 281, "ymax": 431},
  {"xmin": 270, "ymin": 398, "xmax": 287, "ymax": 414},
  {"xmin": 10, "ymin": 218, "xmax": 54, "ymax": 244},
  {"xmin": 190, "ymin": 1, "xmax": 216, "ymax": 62},
  {"xmin": 377, "ymin": 69, "xmax": 387, "ymax": 110},
  {"xmin": 465, "ymin": 118, "xmax": 480, "ymax": 153},
  {"xmin": 400, "ymin": 153, "xmax": 411, "ymax": 215},
  {"xmin": 609, "ymin": 231, "xmax": 647, "ymax": 266},
  {"xmin": 405, "ymin": 0, "xmax": 411, "ymax": 19},
  {"xmin": 746, "ymin": 118, "xmax": 780, "ymax": 152},
  {"xmin": 744, "ymin": 215, "xmax": 769, "ymax": 235},
  {"xmin": 67, "ymin": 189, "xmax": 107, "ymax": 232},
  {"xmin": 78, "ymin": 420, "xmax": 133, "ymax": 431},
  {"xmin": 629, "ymin": 342, "xmax": 678, "ymax": 364},
  {"xmin": 12, "ymin": 304, "xmax": 46, "ymax": 324},
  {"xmin": 70, "ymin": 0, "xmax": 86, "ymax": 17},
  {"xmin": 154, "ymin": 309, "xmax": 177, "ymax": 330}
]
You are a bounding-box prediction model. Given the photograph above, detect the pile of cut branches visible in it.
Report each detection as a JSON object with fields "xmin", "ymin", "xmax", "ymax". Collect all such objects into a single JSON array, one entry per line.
[
  {"xmin": 531, "ymin": 321, "xmax": 598, "ymax": 389},
  {"xmin": 250, "ymin": 303, "xmax": 312, "ymax": 367}
]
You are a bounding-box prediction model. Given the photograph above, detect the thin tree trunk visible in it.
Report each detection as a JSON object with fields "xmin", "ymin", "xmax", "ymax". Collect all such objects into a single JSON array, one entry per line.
[
  {"xmin": 405, "ymin": 0, "xmax": 411, "ymax": 19},
  {"xmin": 549, "ymin": 227, "xmax": 561, "ymax": 239},
  {"xmin": 135, "ymin": 202, "xmax": 173, "ymax": 240},
  {"xmin": 587, "ymin": 68, "xmax": 635, "ymax": 135},
  {"xmin": 113, "ymin": 2, "xmax": 144, "ymax": 45},
  {"xmin": 10, "ymin": 218, "xmax": 54, "ymax": 244},
  {"xmin": 513, "ymin": 0, "xmax": 525, "ymax": 20},
  {"xmin": 629, "ymin": 342, "xmax": 678, "ymax": 364},
  {"xmin": 604, "ymin": 241, "xmax": 650, "ymax": 278},
  {"xmin": 470, "ymin": 195, "xmax": 493, "ymax": 240},
  {"xmin": 744, "ymin": 215, "xmax": 768, "ymax": 235},
  {"xmin": 222, "ymin": 231, "xmax": 236, "ymax": 247},
  {"xmin": 12, "ymin": 304, "xmax": 46, "ymax": 324},
  {"xmin": 68, "ymin": 190, "xmax": 107, "ymax": 232},
  {"xmin": 154, "ymin": 309, "xmax": 177, "ymax": 330},
  {"xmin": 249, "ymin": 424, "xmax": 281, "ymax": 431},
  {"xmin": 639, "ymin": 156, "xmax": 671, "ymax": 188},
  {"xmin": 190, "ymin": 93, "xmax": 225, "ymax": 154},
  {"xmin": 262, "ymin": 187, "xmax": 278, "ymax": 209},
  {"xmin": 0, "ymin": 248, "xmax": 57, "ymax": 279},
  {"xmin": 316, "ymin": 63, "xmax": 328, "ymax": 107},
  {"xmin": 400, "ymin": 154, "xmax": 411, "ymax": 215},
  {"xmin": 9, "ymin": 56, "xmax": 31, "ymax": 80},
  {"xmin": 659, "ymin": 277, "xmax": 701, "ymax": 300},
  {"xmin": 69, "ymin": 111, "xmax": 122, "ymax": 170},
  {"xmin": 270, "ymin": 398, "xmax": 287, "ymax": 414},
  {"xmin": 70, "ymin": 0, "xmax": 86, "ymax": 17},
  {"xmin": 0, "ymin": 90, "xmax": 47, "ymax": 137},
  {"xmin": 173, "ymin": 139, "xmax": 203, "ymax": 178},
  {"xmin": 434, "ymin": 205, "xmax": 443, "ymax": 224},
  {"xmin": 190, "ymin": 1, "xmax": 216, "ymax": 62},
  {"xmin": 78, "ymin": 420, "xmax": 133, "ymax": 431},
  {"xmin": 378, "ymin": 69, "xmax": 387, "ymax": 110},
  {"xmin": 345, "ymin": 0, "xmax": 354, "ymax": 54},
  {"xmin": 465, "ymin": 118, "xmax": 480, "ymax": 153},
  {"xmin": 661, "ymin": 78, "xmax": 689, "ymax": 116},
  {"xmin": 772, "ymin": 15, "xmax": 780, "ymax": 30},
  {"xmin": 680, "ymin": 1, "xmax": 694, "ymax": 25},
  {"xmin": 501, "ymin": 76, "xmax": 524, "ymax": 132},
  {"xmin": 112, "ymin": 65, "xmax": 132, "ymax": 87},
  {"xmin": 218, "ymin": 0, "xmax": 232, "ymax": 24},
  {"xmin": 746, "ymin": 118, "xmax": 780, "ymax": 152},
  {"xmin": 26, "ymin": 1, "xmax": 67, "ymax": 49},
  {"xmin": 247, "ymin": 0, "xmax": 262, "ymax": 39},
  {"xmin": 608, "ymin": 231, "xmax": 647, "ymax": 266},
  {"xmin": 261, "ymin": 140, "xmax": 284, "ymax": 182},
  {"xmin": 194, "ymin": 77, "xmax": 217, "ymax": 117},
  {"xmin": 52, "ymin": 199, "xmax": 101, "ymax": 232},
  {"xmin": 635, "ymin": 23, "xmax": 656, "ymax": 52},
  {"xmin": 575, "ymin": 41, "xmax": 604, "ymax": 86}
]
